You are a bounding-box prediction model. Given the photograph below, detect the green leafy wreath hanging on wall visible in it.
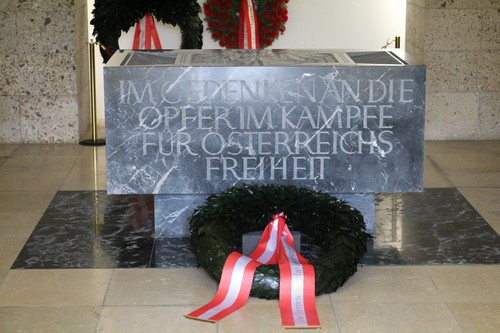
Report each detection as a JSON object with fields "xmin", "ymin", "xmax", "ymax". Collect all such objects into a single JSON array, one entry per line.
[
  {"xmin": 204, "ymin": 0, "xmax": 289, "ymax": 48},
  {"xmin": 90, "ymin": 0, "xmax": 204, "ymax": 62},
  {"xmin": 189, "ymin": 184, "xmax": 371, "ymax": 299}
]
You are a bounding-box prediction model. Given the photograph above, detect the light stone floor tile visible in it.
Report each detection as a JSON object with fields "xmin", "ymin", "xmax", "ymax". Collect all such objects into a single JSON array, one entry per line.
[
  {"xmin": 425, "ymin": 141, "xmax": 491, "ymax": 155},
  {"xmin": 0, "ymin": 212, "xmax": 40, "ymax": 239},
  {"xmin": 330, "ymin": 266, "xmax": 442, "ymax": 304},
  {"xmin": 70, "ymin": 146, "xmax": 106, "ymax": 174},
  {"xmin": 104, "ymin": 268, "xmax": 218, "ymax": 306},
  {"xmin": 218, "ymin": 303, "xmax": 338, "ymax": 333},
  {"xmin": 0, "ymin": 191, "xmax": 54, "ymax": 214},
  {"xmin": 0, "ymin": 155, "xmax": 77, "ymax": 173},
  {"xmin": 3, "ymin": 172, "xmax": 73, "ymax": 191},
  {"xmin": 60, "ymin": 170, "xmax": 107, "ymax": 191},
  {"xmin": 0, "ymin": 144, "xmax": 18, "ymax": 156},
  {"xmin": 10, "ymin": 144, "xmax": 85, "ymax": 158},
  {"xmin": 0, "ymin": 212, "xmax": 42, "ymax": 228},
  {"xmin": 425, "ymin": 265, "xmax": 500, "ymax": 303},
  {"xmin": 76, "ymin": 146, "xmax": 107, "ymax": 164},
  {"xmin": 424, "ymin": 156, "xmax": 453, "ymax": 188},
  {"xmin": 447, "ymin": 172, "xmax": 500, "ymax": 188},
  {"xmin": 0, "ymin": 306, "xmax": 100, "ymax": 333},
  {"xmin": 0, "ymin": 238, "xmax": 26, "ymax": 275},
  {"xmin": 68, "ymin": 157, "xmax": 107, "ymax": 176},
  {"xmin": 448, "ymin": 303, "xmax": 500, "ymax": 333},
  {"xmin": 459, "ymin": 188, "xmax": 500, "ymax": 233},
  {"xmin": 0, "ymin": 269, "xmax": 113, "ymax": 307},
  {"xmin": 0, "ymin": 224, "xmax": 34, "ymax": 239},
  {"xmin": 429, "ymin": 151, "xmax": 500, "ymax": 174},
  {"xmin": 334, "ymin": 303, "xmax": 462, "ymax": 333},
  {"xmin": 60, "ymin": 148, "xmax": 107, "ymax": 190},
  {"xmin": 484, "ymin": 141, "xmax": 500, "ymax": 153},
  {"xmin": 0, "ymin": 171, "xmax": 68, "ymax": 192},
  {"xmin": 97, "ymin": 306, "xmax": 217, "ymax": 333}
]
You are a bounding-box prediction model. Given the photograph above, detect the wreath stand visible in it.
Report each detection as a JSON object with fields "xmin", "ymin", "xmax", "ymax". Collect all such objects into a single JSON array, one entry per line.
[{"xmin": 79, "ymin": 40, "xmax": 105, "ymax": 146}]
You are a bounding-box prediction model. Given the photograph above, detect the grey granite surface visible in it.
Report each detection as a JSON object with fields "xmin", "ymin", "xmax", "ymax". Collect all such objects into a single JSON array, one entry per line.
[
  {"xmin": 105, "ymin": 50, "xmax": 425, "ymax": 195},
  {"xmin": 104, "ymin": 49, "xmax": 425, "ymax": 237}
]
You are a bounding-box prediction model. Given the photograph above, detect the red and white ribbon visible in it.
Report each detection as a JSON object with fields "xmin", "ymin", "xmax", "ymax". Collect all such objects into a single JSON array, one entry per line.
[
  {"xmin": 186, "ymin": 213, "xmax": 320, "ymax": 329},
  {"xmin": 132, "ymin": 13, "xmax": 162, "ymax": 50},
  {"xmin": 238, "ymin": 0, "xmax": 260, "ymax": 49}
]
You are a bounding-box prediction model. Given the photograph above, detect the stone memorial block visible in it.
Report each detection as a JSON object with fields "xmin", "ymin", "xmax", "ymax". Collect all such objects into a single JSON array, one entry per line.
[{"xmin": 104, "ymin": 49, "xmax": 426, "ymax": 237}]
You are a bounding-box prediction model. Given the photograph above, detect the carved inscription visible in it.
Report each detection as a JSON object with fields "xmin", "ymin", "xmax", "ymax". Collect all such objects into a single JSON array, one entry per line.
[{"xmin": 117, "ymin": 76, "xmax": 415, "ymax": 183}]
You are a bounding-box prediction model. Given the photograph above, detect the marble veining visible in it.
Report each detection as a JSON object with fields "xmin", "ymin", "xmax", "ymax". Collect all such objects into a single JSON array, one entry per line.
[
  {"xmin": 104, "ymin": 49, "xmax": 426, "ymax": 237},
  {"xmin": 363, "ymin": 188, "xmax": 500, "ymax": 264},
  {"xmin": 11, "ymin": 189, "xmax": 500, "ymax": 269},
  {"xmin": 104, "ymin": 50, "xmax": 425, "ymax": 195},
  {"xmin": 12, "ymin": 191, "xmax": 157, "ymax": 269}
]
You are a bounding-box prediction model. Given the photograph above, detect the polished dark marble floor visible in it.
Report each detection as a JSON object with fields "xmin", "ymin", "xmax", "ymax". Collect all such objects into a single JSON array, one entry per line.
[
  {"xmin": 11, "ymin": 189, "xmax": 500, "ymax": 269},
  {"xmin": 11, "ymin": 191, "xmax": 197, "ymax": 269},
  {"xmin": 364, "ymin": 189, "xmax": 500, "ymax": 264}
]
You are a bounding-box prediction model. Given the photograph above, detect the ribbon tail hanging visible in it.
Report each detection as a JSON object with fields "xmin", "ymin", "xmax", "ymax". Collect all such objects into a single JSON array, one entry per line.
[
  {"xmin": 186, "ymin": 214, "xmax": 321, "ymax": 329},
  {"xmin": 185, "ymin": 220, "xmax": 278, "ymax": 322},
  {"xmin": 238, "ymin": 0, "xmax": 260, "ymax": 49},
  {"xmin": 185, "ymin": 252, "xmax": 261, "ymax": 322},
  {"xmin": 278, "ymin": 226, "xmax": 321, "ymax": 328}
]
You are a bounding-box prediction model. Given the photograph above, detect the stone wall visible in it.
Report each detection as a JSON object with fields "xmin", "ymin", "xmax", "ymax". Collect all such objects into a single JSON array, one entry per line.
[
  {"xmin": 0, "ymin": 1, "xmax": 497, "ymax": 143},
  {"xmin": 0, "ymin": 0, "xmax": 88, "ymax": 143},
  {"xmin": 406, "ymin": 0, "xmax": 500, "ymax": 140}
]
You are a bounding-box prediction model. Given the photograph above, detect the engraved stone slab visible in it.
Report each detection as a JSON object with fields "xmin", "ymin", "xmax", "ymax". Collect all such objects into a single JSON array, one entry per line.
[
  {"xmin": 104, "ymin": 49, "xmax": 425, "ymax": 237},
  {"xmin": 105, "ymin": 50, "xmax": 425, "ymax": 195}
]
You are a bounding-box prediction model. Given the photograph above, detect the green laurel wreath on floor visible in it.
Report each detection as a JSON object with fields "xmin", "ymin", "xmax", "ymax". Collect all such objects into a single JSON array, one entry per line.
[
  {"xmin": 90, "ymin": 0, "xmax": 203, "ymax": 62},
  {"xmin": 189, "ymin": 184, "xmax": 371, "ymax": 299}
]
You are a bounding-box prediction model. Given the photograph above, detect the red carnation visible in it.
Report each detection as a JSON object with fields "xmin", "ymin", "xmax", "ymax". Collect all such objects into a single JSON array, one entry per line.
[{"xmin": 205, "ymin": 0, "xmax": 288, "ymax": 49}]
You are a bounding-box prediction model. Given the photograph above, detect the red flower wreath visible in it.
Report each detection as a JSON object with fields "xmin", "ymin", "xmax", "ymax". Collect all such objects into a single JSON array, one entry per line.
[{"xmin": 203, "ymin": 0, "xmax": 289, "ymax": 48}]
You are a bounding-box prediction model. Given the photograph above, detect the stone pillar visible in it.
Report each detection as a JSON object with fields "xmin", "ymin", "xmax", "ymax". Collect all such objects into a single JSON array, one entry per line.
[
  {"xmin": 0, "ymin": 0, "xmax": 87, "ymax": 143},
  {"xmin": 75, "ymin": 0, "xmax": 91, "ymax": 141},
  {"xmin": 406, "ymin": 0, "xmax": 499, "ymax": 140}
]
